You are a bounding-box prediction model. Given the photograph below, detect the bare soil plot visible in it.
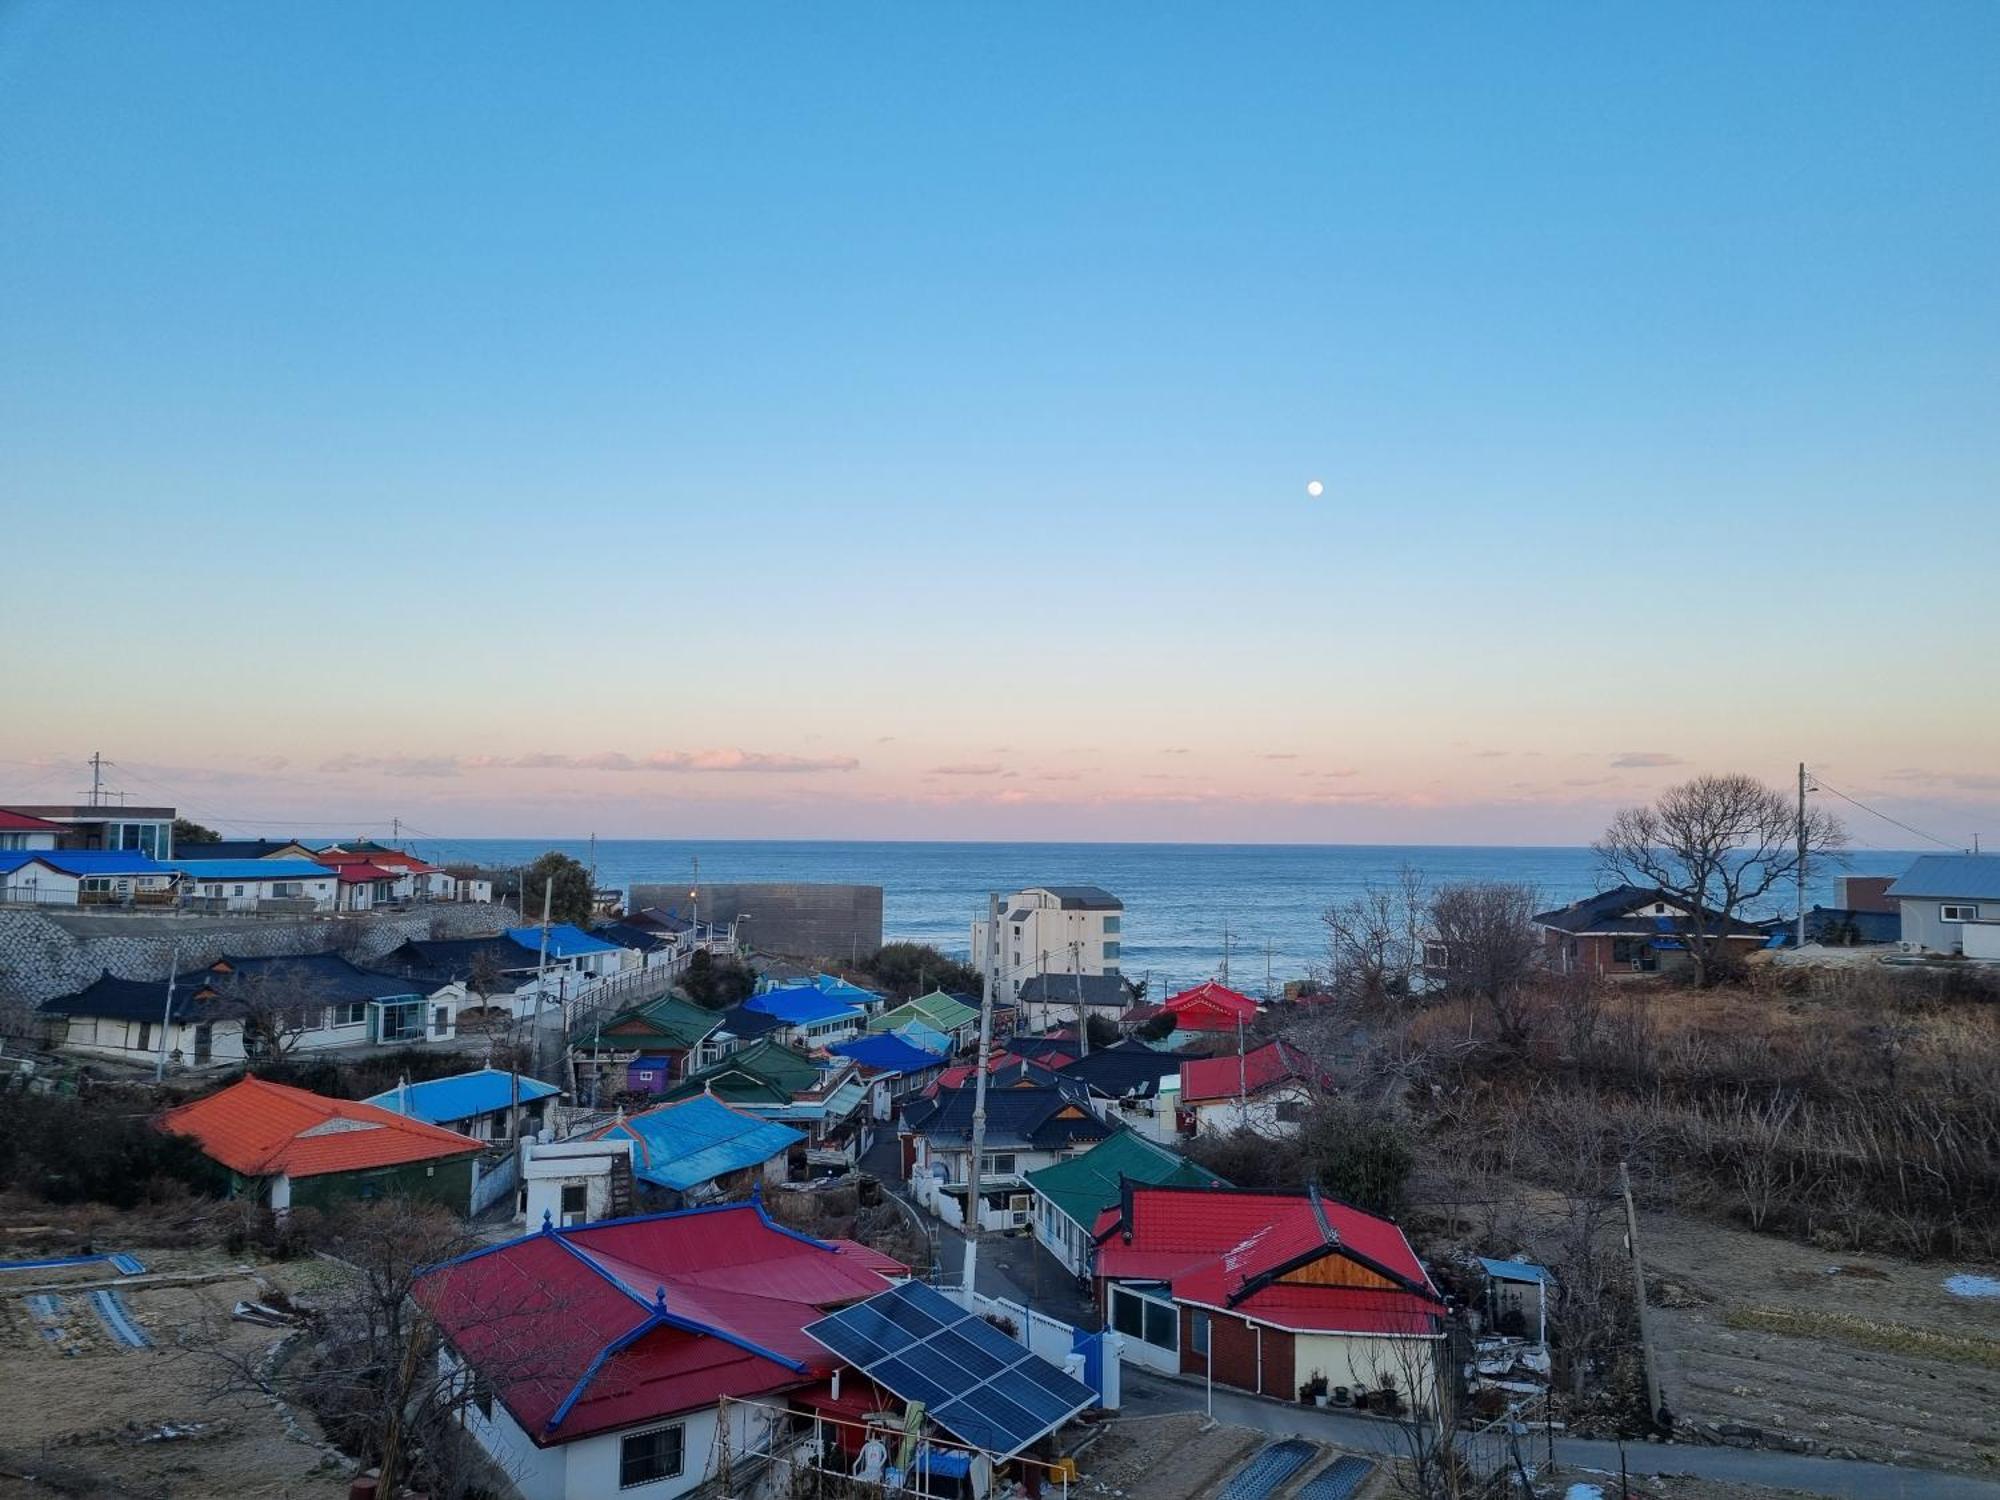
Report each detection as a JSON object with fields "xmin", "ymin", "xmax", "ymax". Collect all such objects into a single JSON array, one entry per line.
[
  {"xmin": 1076, "ymin": 1412, "xmax": 1271, "ymax": 1500},
  {"xmin": 0, "ymin": 1255, "xmax": 349, "ymax": 1500},
  {"xmin": 1639, "ymin": 1212, "xmax": 2000, "ymax": 1474}
]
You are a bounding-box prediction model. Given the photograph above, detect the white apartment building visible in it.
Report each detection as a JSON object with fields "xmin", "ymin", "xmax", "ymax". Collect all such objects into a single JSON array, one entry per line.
[{"xmin": 971, "ymin": 885, "xmax": 1123, "ymax": 1006}]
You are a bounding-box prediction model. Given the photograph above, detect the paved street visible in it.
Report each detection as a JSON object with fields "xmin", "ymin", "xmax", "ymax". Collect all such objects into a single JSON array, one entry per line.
[{"xmin": 1120, "ymin": 1368, "xmax": 2000, "ymax": 1500}]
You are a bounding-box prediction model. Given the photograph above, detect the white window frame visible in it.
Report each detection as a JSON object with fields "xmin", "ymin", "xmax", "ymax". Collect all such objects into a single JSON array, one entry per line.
[{"xmin": 1941, "ymin": 904, "xmax": 1979, "ymax": 923}]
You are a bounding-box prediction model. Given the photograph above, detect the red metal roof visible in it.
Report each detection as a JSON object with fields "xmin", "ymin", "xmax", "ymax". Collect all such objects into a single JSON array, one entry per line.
[
  {"xmin": 330, "ymin": 862, "xmax": 398, "ymax": 883},
  {"xmin": 1161, "ymin": 981, "xmax": 1260, "ymax": 1030},
  {"xmin": 1096, "ymin": 1184, "xmax": 1442, "ymax": 1337},
  {"xmin": 1178, "ymin": 1040, "xmax": 1326, "ymax": 1104},
  {"xmin": 413, "ymin": 1203, "xmax": 899, "ymax": 1445},
  {"xmin": 157, "ymin": 1077, "xmax": 482, "ymax": 1179},
  {"xmin": 0, "ymin": 809, "xmax": 65, "ymax": 832}
]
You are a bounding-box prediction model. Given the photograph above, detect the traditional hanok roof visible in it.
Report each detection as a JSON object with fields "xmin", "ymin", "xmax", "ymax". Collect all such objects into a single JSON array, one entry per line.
[
  {"xmin": 663, "ymin": 1041, "xmax": 825, "ymax": 1107},
  {"xmin": 900, "ymin": 1082, "xmax": 1110, "ymax": 1154},
  {"xmin": 504, "ymin": 923, "xmax": 624, "ymax": 960},
  {"xmin": 868, "ymin": 991, "xmax": 978, "ymax": 1036},
  {"xmin": 1529, "ymin": 885, "xmax": 1764, "ymax": 939},
  {"xmin": 828, "ymin": 1032, "xmax": 948, "ymax": 1077},
  {"xmin": 1160, "ymin": 981, "xmax": 1260, "ymax": 1031},
  {"xmin": 385, "ymin": 935, "xmax": 547, "ymax": 984},
  {"xmin": 39, "ymin": 969, "xmax": 201, "ymax": 1022},
  {"xmin": 1025, "ymin": 1131, "xmax": 1224, "ymax": 1232},
  {"xmin": 191, "ymin": 952, "xmax": 425, "ymax": 1004},
  {"xmin": 588, "ymin": 1095, "xmax": 804, "ymax": 1192},
  {"xmin": 1885, "ymin": 854, "xmax": 2000, "ymax": 902},
  {"xmin": 713, "ymin": 1004, "xmax": 788, "ymax": 1043},
  {"xmin": 1096, "ymin": 1183, "xmax": 1443, "ymax": 1337},
  {"xmin": 411, "ymin": 1201, "xmax": 899, "ymax": 1444},
  {"xmin": 1016, "ymin": 973, "xmax": 1136, "ymax": 1009},
  {"xmin": 593, "ymin": 920, "xmax": 674, "ymax": 954},
  {"xmin": 363, "ymin": 1067, "xmax": 560, "ymax": 1126},
  {"xmin": 171, "ymin": 838, "xmax": 318, "ymax": 860},
  {"xmin": 592, "ymin": 994, "xmax": 720, "ymax": 1050},
  {"xmin": 1178, "ymin": 1040, "xmax": 1327, "ymax": 1105},
  {"xmin": 157, "ymin": 1077, "xmax": 481, "ymax": 1180},
  {"xmin": 1058, "ymin": 1039, "xmax": 1182, "ymax": 1100}
]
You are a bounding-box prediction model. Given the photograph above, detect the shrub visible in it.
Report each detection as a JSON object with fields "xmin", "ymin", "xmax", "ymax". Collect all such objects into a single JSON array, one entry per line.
[{"xmin": 0, "ymin": 1091, "xmax": 216, "ymax": 1208}]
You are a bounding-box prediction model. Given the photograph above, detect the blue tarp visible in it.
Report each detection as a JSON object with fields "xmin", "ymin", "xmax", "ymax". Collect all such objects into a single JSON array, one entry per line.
[
  {"xmin": 829, "ymin": 1032, "xmax": 947, "ymax": 1075},
  {"xmin": 364, "ymin": 1067, "xmax": 559, "ymax": 1124},
  {"xmin": 1477, "ymin": 1256, "xmax": 1555, "ymax": 1285},
  {"xmin": 505, "ymin": 923, "xmax": 625, "ymax": 960},
  {"xmin": 595, "ymin": 1094, "xmax": 805, "ymax": 1192},
  {"xmin": 892, "ymin": 1021, "xmax": 953, "ymax": 1056}
]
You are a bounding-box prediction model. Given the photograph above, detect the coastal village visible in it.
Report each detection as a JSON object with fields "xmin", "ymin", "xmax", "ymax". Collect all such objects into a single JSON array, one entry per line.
[{"xmin": 0, "ymin": 784, "xmax": 1996, "ymax": 1500}]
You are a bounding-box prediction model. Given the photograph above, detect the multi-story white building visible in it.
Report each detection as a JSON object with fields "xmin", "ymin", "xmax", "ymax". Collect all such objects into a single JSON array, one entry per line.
[{"xmin": 971, "ymin": 885, "xmax": 1123, "ymax": 1007}]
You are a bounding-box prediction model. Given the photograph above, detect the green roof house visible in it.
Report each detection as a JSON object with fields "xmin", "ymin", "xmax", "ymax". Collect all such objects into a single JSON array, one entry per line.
[
  {"xmin": 1025, "ymin": 1130, "xmax": 1225, "ymax": 1277},
  {"xmin": 867, "ymin": 990, "xmax": 979, "ymax": 1046}
]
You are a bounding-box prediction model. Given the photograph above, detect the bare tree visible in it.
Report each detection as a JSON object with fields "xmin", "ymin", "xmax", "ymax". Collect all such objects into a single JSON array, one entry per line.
[
  {"xmin": 213, "ymin": 962, "xmax": 330, "ymax": 1057},
  {"xmin": 1322, "ymin": 865, "xmax": 1428, "ymax": 1005},
  {"xmin": 1594, "ymin": 773, "xmax": 1844, "ymax": 987},
  {"xmin": 1424, "ymin": 882, "xmax": 1542, "ymax": 1050}
]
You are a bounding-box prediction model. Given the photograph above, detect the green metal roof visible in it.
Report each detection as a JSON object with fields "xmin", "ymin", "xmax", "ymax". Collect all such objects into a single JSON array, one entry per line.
[
  {"xmin": 868, "ymin": 990, "xmax": 978, "ymax": 1035},
  {"xmin": 586, "ymin": 994, "xmax": 721, "ymax": 1050},
  {"xmin": 662, "ymin": 1039, "xmax": 823, "ymax": 1106},
  {"xmin": 1024, "ymin": 1130, "xmax": 1225, "ymax": 1231}
]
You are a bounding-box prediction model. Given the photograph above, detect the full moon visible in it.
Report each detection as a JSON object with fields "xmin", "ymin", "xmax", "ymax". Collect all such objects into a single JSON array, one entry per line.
[{"xmin": 1306, "ymin": 479, "xmax": 1324, "ymax": 497}]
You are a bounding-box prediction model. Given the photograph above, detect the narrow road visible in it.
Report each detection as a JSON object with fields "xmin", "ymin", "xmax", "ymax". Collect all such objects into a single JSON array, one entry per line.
[{"xmin": 1119, "ymin": 1369, "xmax": 2000, "ymax": 1500}]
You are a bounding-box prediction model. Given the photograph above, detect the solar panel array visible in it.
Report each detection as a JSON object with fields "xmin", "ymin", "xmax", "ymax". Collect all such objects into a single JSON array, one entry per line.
[{"xmin": 806, "ymin": 1280, "xmax": 1098, "ymax": 1458}]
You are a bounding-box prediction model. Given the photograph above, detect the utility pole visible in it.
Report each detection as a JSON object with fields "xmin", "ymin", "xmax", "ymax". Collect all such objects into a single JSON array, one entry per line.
[
  {"xmin": 1073, "ymin": 941, "xmax": 1089, "ymax": 1057},
  {"xmin": 391, "ymin": 816, "xmax": 400, "ymax": 844},
  {"xmin": 154, "ymin": 941, "xmax": 179, "ymax": 1082},
  {"xmin": 532, "ymin": 879, "xmax": 553, "ymax": 1082},
  {"xmin": 690, "ymin": 854, "xmax": 700, "ymax": 941},
  {"xmin": 1796, "ymin": 762, "xmax": 1809, "ymax": 950},
  {"xmin": 1221, "ymin": 920, "xmax": 1231, "ymax": 984},
  {"xmin": 963, "ymin": 892, "xmax": 1001, "ymax": 1296},
  {"xmin": 1619, "ymin": 1160, "xmax": 1664, "ymax": 1427},
  {"xmin": 88, "ymin": 750, "xmax": 105, "ymax": 807}
]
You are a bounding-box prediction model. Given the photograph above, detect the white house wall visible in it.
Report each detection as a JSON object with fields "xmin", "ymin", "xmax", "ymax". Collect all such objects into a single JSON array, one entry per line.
[{"xmin": 1291, "ymin": 1331, "xmax": 1443, "ymax": 1411}]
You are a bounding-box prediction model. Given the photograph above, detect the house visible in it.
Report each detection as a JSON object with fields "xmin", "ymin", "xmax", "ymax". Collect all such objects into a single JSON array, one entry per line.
[
  {"xmin": 328, "ymin": 860, "xmax": 404, "ymax": 911},
  {"xmin": 591, "ymin": 920, "xmax": 681, "ymax": 970},
  {"xmin": 866, "ymin": 990, "xmax": 979, "ymax": 1050},
  {"xmin": 1095, "ymin": 1183, "xmax": 1448, "ymax": 1407},
  {"xmin": 1475, "ymin": 1257, "xmax": 1553, "ymax": 1343},
  {"xmin": 572, "ymin": 995, "xmax": 721, "ymax": 1102},
  {"xmin": 519, "ymin": 1136, "xmax": 635, "ymax": 1228},
  {"xmin": 826, "ymin": 1031, "xmax": 950, "ymax": 1119},
  {"xmin": 505, "ymin": 923, "xmax": 629, "ymax": 979},
  {"xmin": 157, "ymin": 1076, "xmax": 483, "ymax": 1214},
  {"xmin": 38, "ymin": 952, "xmax": 452, "ymax": 1064},
  {"xmin": 172, "ymin": 859, "xmax": 339, "ymax": 913},
  {"xmin": 1178, "ymin": 1040, "xmax": 1327, "ymax": 1139},
  {"xmin": 1530, "ymin": 885, "xmax": 1767, "ymax": 978},
  {"xmin": 0, "ymin": 849, "xmax": 178, "ymax": 907},
  {"xmin": 1015, "ymin": 972, "xmax": 1140, "ymax": 1033},
  {"xmin": 174, "ymin": 838, "xmax": 321, "ymax": 861},
  {"xmin": 382, "ymin": 932, "xmax": 593, "ymax": 1020},
  {"xmin": 5, "ymin": 803, "xmax": 175, "ymax": 858},
  {"xmin": 899, "ymin": 1080, "xmax": 1114, "ymax": 1230},
  {"xmin": 1025, "ymin": 1130, "xmax": 1224, "ymax": 1278},
  {"xmin": 0, "ymin": 809, "xmax": 65, "ymax": 852},
  {"xmin": 1884, "ymin": 855, "xmax": 2000, "ymax": 955},
  {"xmin": 698, "ymin": 1003, "xmax": 788, "ymax": 1064},
  {"xmin": 972, "ymin": 885, "xmax": 1124, "ymax": 1006},
  {"xmin": 586, "ymin": 1095, "xmax": 804, "ymax": 1206},
  {"xmin": 663, "ymin": 1043, "xmax": 873, "ymax": 1172},
  {"xmin": 363, "ymin": 1066, "xmax": 561, "ymax": 1143},
  {"xmin": 1158, "ymin": 980, "xmax": 1260, "ymax": 1034},
  {"xmin": 319, "ymin": 843, "xmax": 455, "ymax": 901},
  {"xmin": 411, "ymin": 1201, "xmax": 905, "ymax": 1500},
  {"xmin": 734, "ymin": 983, "xmax": 864, "ymax": 1049}
]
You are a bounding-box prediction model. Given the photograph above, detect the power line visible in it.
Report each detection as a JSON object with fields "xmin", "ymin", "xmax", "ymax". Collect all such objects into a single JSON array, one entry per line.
[{"xmin": 1811, "ymin": 774, "xmax": 1963, "ymax": 852}]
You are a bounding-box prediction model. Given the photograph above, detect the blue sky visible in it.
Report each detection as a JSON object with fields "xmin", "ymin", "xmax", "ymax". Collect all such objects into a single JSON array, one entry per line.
[{"xmin": 2, "ymin": 2, "xmax": 1996, "ymax": 844}]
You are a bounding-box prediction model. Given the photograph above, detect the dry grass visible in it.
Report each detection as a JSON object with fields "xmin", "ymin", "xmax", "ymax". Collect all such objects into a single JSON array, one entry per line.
[{"xmin": 1720, "ymin": 1305, "xmax": 2000, "ymax": 1371}]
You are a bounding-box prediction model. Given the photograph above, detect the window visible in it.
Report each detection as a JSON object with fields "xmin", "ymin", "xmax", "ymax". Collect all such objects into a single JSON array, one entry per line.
[
  {"xmin": 1942, "ymin": 905, "xmax": 1980, "ymax": 923},
  {"xmin": 1103, "ymin": 941, "xmax": 1120, "ymax": 961},
  {"xmin": 1189, "ymin": 1308, "xmax": 1210, "ymax": 1358},
  {"xmin": 560, "ymin": 1183, "xmax": 588, "ymax": 1225},
  {"xmin": 619, "ymin": 1425, "xmax": 685, "ymax": 1488},
  {"xmin": 981, "ymin": 1152, "xmax": 1016, "ymax": 1176},
  {"xmin": 1275, "ymin": 1099, "xmax": 1307, "ymax": 1124},
  {"xmin": 1611, "ymin": 938, "xmax": 1640, "ymax": 964},
  {"xmin": 329, "ymin": 1001, "xmax": 368, "ymax": 1027},
  {"xmin": 1102, "ymin": 915, "xmax": 1120, "ymax": 934}
]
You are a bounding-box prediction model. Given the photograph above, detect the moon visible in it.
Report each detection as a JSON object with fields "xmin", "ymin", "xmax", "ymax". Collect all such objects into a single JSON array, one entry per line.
[{"xmin": 1306, "ymin": 479, "xmax": 1324, "ymax": 497}]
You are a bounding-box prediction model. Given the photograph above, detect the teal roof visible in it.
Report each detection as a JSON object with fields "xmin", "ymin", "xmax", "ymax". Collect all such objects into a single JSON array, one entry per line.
[
  {"xmin": 1024, "ymin": 1130, "xmax": 1225, "ymax": 1231},
  {"xmin": 363, "ymin": 1067, "xmax": 558, "ymax": 1125},
  {"xmin": 591, "ymin": 1094, "xmax": 803, "ymax": 1192}
]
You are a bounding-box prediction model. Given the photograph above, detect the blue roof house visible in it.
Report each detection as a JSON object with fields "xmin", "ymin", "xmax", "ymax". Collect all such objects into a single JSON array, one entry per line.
[
  {"xmin": 0, "ymin": 850, "xmax": 178, "ymax": 908},
  {"xmin": 585, "ymin": 1094, "xmax": 804, "ymax": 1206},
  {"xmin": 364, "ymin": 1066, "xmax": 562, "ymax": 1142},
  {"xmin": 175, "ymin": 858, "xmax": 340, "ymax": 913},
  {"xmin": 830, "ymin": 1031, "xmax": 950, "ymax": 1118},
  {"xmin": 504, "ymin": 923, "xmax": 631, "ymax": 978},
  {"xmin": 741, "ymin": 984, "xmax": 865, "ymax": 1048},
  {"xmin": 1885, "ymin": 855, "xmax": 2000, "ymax": 955}
]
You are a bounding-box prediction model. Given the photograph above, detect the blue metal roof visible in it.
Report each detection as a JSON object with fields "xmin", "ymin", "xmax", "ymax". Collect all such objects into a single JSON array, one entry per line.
[
  {"xmin": 829, "ymin": 1032, "xmax": 947, "ymax": 1075},
  {"xmin": 1477, "ymin": 1256, "xmax": 1555, "ymax": 1285},
  {"xmin": 363, "ymin": 1067, "xmax": 559, "ymax": 1125},
  {"xmin": 0, "ymin": 850, "xmax": 174, "ymax": 877},
  {"xmin": 744, "ymin": 984, "xmax": 864, "ymax": 1027},
  {"xmin": 172, "ymin": 859, "xmax": 334, "ymax": 881},
  {"xmin": 892, "ymin": 1021, "xmax": 953, "ymax": 1055},
  {"xmin": 1885, "ymin": 854, "xmax": 2000, "ymax": 902},
  {"xmin": 592, "ymin": 1094, "xmax": 803, "ymax": 1192},
  {"xmin": 504, "ymin": 923, "xmax": 625, "ymax": 959}
]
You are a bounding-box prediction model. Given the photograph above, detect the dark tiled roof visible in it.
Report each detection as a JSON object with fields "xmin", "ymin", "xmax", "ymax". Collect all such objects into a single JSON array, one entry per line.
[
  {"xmin": 176, "ymin": 839, "xmax": 315, "ymax": 860},
  {"xmin": 715, "ymin": 1005, "xmax": 787, "ymax": 1040},
  {"xmin": 901, "ymin": 1082, "xmax": 1110, "ymax": 1152},
  {"xmin": 1058, "ymin": 1040, "xmax": 1179, "ymax": 1099},
  {"xmin": 40, "ymin": 970, "xmax": 205, "ymax": 1022},
  {"xmin": 1034, "ymin": 885, "xmax": 1122, "ymax": 910},
  {"xmin": 195, "ymin": 953, "xmax": 427, "ymax": 1004},
  {"xmin": 1016, "ymin": 973, "xmax": 1136, "ymax": 1008},
  {"xmin": 1530, "ymin": 885, "xmax": 1764, "ymax": 939},
  {"xmin": 382, "ymin": 936, "xmax": 544, "ymax": 983},
  {"xmin": 593, "ymin": 921, "xmax": 671, "ymax": 953}
]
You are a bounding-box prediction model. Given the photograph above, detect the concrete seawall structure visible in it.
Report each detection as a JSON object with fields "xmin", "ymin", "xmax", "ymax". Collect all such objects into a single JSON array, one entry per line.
[{"xmin": 627, "ymin": 882, "xmax": 884, "ymax": 963}]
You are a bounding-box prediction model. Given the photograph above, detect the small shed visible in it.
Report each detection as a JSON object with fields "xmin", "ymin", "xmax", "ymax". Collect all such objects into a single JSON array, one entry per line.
[
  {"xmin": 1476, "ymin": 1256, "xmax": 1554, "ymax": 1343},
  {"xmin": 624, "ymin": 1054, "xmax": 675, "ymax": 1095}
]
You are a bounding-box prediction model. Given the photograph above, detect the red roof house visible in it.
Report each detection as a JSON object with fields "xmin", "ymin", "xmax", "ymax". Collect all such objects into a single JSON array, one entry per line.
[
  {"xmin": 1095, "ymin": 1183, "xmax": 1446, "ymax": 1407},
  {"xmin": 1176, "ymin": 1040, "xmax": 1329, "ymax": 1137},
  {"xmin": 412, "ymin": 1201, "xmax": 902, "ymax": 1485},
  {"xmin": 157, "ymin": 1077, "xmax": 481, "ymax": 1212},
  {"xmin": 1160, "ymin": 981, "xmax": 1260, "ymax": 1033},
  {"xmin": 0, "ymin": 809, "xmax": 66, "ymax": 833}
]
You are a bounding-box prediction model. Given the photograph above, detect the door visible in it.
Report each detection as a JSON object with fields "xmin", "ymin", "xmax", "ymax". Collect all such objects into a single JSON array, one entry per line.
[{"xmin": 193, "ymin": 1024, "xmax": 213, "ymax": 1064}]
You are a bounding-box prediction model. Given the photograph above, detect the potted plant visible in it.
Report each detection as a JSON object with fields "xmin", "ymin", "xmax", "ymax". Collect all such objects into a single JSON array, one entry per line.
[{"xmin": 1305, "ymin": 1374, "xmax": 1330, "ymax": 1408}]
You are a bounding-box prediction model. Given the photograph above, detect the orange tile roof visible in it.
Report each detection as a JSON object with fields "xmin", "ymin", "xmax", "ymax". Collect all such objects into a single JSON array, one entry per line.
[{"xmin": 158, "ymin": 1077, "xmax": 482, "ymax": 1179}]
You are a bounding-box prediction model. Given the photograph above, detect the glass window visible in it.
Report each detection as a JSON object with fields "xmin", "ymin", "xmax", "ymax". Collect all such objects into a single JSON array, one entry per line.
[
  {"xmin": 620, "ymin": 1425, "xmax": 684, "ymax": 1488},
  {"xmin": 1111, "ymin": 1288, "xmax": 1144, "ymax": 1339},
  {"xmin": 1102, "ymin": 915, "xmax": 1120, "ymax": 934},
  {"xmin": 1190, "ymin": 1309, "xmax": 1210, "ymax": 1357},
  {"xmin": 1942, "ymin": 905, "xmax": 1979, "ymax": 922},
  {"xmin": 1103, "ymin": 941, "xmax": 1121, "ymax": 961},
  {"xmin": 330, "ymin": 1002, "xmax": 369, "ymax": 1027},
  {"xmin": 1144, "ymin": 1299, "xmax": 1177, "ymax": 1350}
]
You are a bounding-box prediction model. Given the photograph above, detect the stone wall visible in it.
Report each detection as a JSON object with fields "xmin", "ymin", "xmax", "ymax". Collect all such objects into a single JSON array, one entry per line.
[{"xmin": 0, "ymin": 903, "xmax": 511, "ymax": 1008}]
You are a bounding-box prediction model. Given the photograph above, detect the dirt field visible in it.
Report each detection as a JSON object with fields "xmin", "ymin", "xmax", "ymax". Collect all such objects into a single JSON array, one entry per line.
[
  {"xmin": 1076, "ymin": 1413, "xmax": 1281, "ymax": 1499},
  {"xmin": 0, "ymin": 1245, "xmax": 349, "ymax": 1500},
  {"xmin": 1640, "ymin": 1211, "xmax": 2000, "ymax": 1474}
]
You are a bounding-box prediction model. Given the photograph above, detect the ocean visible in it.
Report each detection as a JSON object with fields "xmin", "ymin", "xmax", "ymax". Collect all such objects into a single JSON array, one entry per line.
[{"xmin": 400, "ymin": 839, "xmax": 1915, "ymax": 995}]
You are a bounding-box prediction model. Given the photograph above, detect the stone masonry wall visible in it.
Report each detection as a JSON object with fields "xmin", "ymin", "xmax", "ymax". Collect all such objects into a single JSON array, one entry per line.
[{"xmin": 0, "ymin": 903, "xmax": 512, "ymax": 1009}]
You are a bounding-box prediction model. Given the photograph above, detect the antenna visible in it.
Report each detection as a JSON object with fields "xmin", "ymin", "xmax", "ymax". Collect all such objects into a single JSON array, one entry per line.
[{"xmin": 86, "ymin": 750, "xmax": 105, "ymax": 807}]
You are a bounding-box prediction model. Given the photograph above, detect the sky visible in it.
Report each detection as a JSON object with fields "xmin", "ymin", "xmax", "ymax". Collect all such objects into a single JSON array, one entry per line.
[{"xmin": 2, "ymin": 2, "xmax": 1996, "ymax": 847}]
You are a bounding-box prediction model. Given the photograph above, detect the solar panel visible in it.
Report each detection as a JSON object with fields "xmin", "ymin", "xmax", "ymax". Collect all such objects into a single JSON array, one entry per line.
[{"xmin": 806, "ymin": 1281, "xmax": 1098, "ymax": 1459}]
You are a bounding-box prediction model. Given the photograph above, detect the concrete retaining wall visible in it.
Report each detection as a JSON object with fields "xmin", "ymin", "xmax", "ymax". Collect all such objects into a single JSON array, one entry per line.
[{"xmin": 627, "ymin": 881, "xmax": 884, "ymax": 961}]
